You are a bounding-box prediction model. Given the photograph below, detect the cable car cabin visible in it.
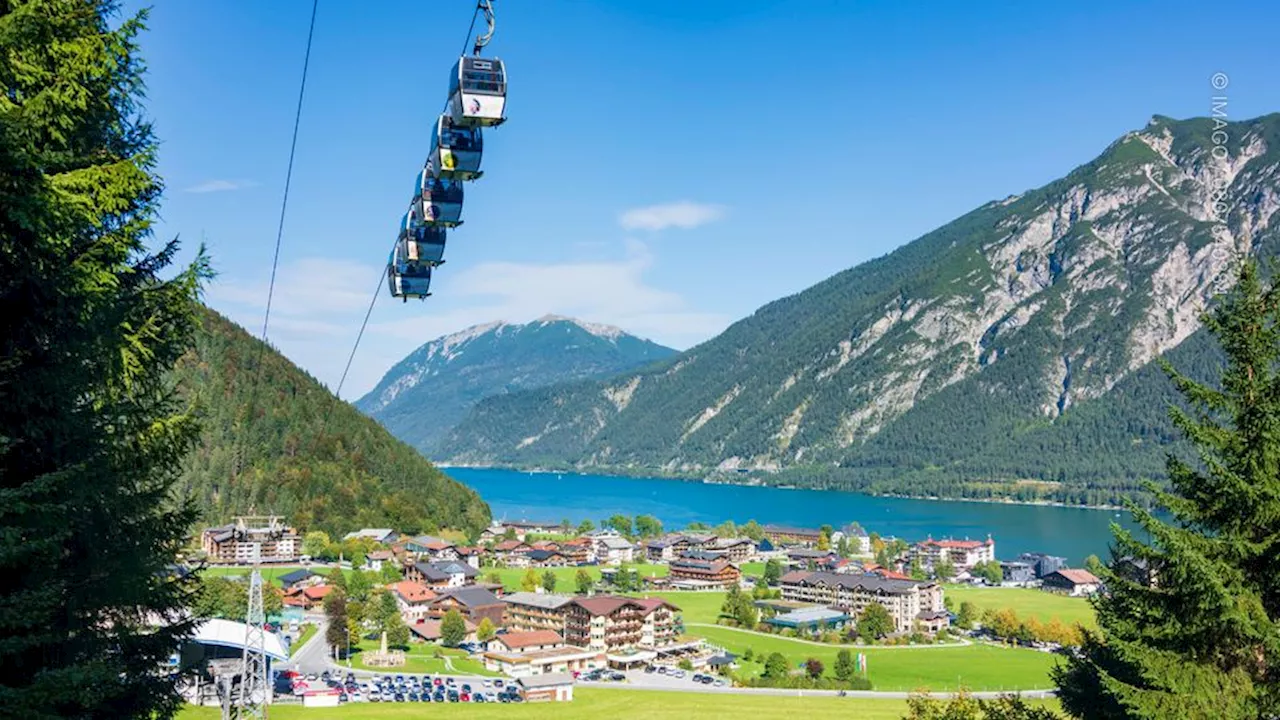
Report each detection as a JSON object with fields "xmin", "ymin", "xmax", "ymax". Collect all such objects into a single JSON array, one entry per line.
[
  {"xmin": 400, "ymin": 211, "xmax": 447, "ymax": 265},
  {"xmin": 412, "ymin": 169, "xmax": 464, "ymax": 227},
  {"xmin": 426, "ymin": 114, "xmax": 484, "ymax": 182},
  {"xmin": 447, "ymin": 56, "xmax": 507, "ymax": 127},
  {"xmin": 386, "ymin": 242, "xmax": 433, "ymax": 301}
]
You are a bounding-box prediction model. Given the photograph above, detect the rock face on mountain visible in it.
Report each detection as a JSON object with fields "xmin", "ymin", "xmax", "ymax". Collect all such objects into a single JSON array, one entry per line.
[
  {"xmin": 436, "ymin": 115, "xmax": 1280, "ymax": 505},
  {"xmin": 356, "ymin": 316, "xmax": 676, "ymax": 453}
]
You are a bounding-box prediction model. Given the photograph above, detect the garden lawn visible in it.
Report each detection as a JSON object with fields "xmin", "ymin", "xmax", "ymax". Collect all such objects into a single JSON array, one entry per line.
[
  {"xmin": 945, "ymin": 586, "xmax": 1096, "ymax": 629},
  {"xmin": 486, "ymin": 563, "xmax": 670, "ymax": 592},
  {"xmin": 692, "ymin": 625, "xmax": 1059, "ymax": 691},
  {"xmin": 348, "ymin": 640, "xmax": 498, "ymax": 676},
  {"xmin": 177, "ymin": 687, "xmax": 1062, "ymax": 720}
]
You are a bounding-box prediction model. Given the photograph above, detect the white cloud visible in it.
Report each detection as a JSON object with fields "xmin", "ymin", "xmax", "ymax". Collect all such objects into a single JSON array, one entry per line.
[
  {"xmin": 618, "ymin": 201, "xmax": 727, "ymax": 231},
  {"xmin": 206, "ymin": 243, "xmax": 730, "ymax": 401},
  {"xmin": 184, "ymin": 179, "xmax": 259, "ymax": 194}
]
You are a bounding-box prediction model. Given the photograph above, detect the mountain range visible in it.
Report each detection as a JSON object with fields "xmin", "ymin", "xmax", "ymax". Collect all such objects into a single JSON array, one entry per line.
[
  {"xmin": 356, "ymin": 316, "xmax": 676, "ymax": 453},
  {"xmin": 433, "ymin": 114, "xmax": 1280, "ymax": 506}
]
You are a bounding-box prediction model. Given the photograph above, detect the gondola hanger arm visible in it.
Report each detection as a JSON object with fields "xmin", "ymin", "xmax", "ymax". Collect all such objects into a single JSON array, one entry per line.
[{"xmin": 473, "ymin": 0, "xmax": 495, "ymax": 55}]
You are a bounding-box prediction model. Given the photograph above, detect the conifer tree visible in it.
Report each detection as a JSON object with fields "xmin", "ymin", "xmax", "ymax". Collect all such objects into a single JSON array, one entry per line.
[
  {"xmin": 0, "ymin": 1, "xmax": 208, "ymax": 717},
  {"xmin": 440, "ymin": 609, "xmax": 467, "ymax": 648},
  {"xmin": 1054, "ymin": 260, "xmax": 1280, "ymax": 718}
]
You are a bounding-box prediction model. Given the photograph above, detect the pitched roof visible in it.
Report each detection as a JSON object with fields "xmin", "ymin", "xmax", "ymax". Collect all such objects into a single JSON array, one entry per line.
[
  {"xmin": 920, "ymin": 537, "xmax": 993, "ymax": 549},
  {"xmin": 409, "ymin": 617, "xmax": 476, "ymax": 641},
  {"xmin": 413, "ymin": 561, "xmax": 479, "ymax": 582},
  {"xmin": 494, "ymin": 540, "xmax": 530, "ymax": 552},
  {"xmin": 569, "ymin": 594, "xmax": 678, "ymax": 616},
  {"xmin": 784, "ymin": 571, "xmax": 925, "ymax": 595},
  {"xmin": 494, "ymin": 630, "xmax": 563, "ymax": 650},
  {"xmin": 528, "ymin": 549, "xmax": 567, "ymax": 562},
  {"xmin": 787, "ymin": 548, "xmax": 834, "ymax": 559},
  {"xmin": 343, "ymin": 528, "xmax": 396, "ymax": 542},
  {"xmin": 597, "ymin": 536, "xmax": 634, "ymax": 550},
  {"xmin": 1051, "ymin": 569, "xmax": 1100, "ymax": 585},
  {"xmin": 501, "ymin": 592, "xmax": 576, "ymax": 610},
  {"xmin": 389, "ymin": 580, "xmax": 436, "ymax": 604},
  {"xmin": 677, "ymin": 550, "xmax": 725, "ymax": 562},
  {"xmin": 302, "ymin": 585, "xmax": 333, "ymax": 601},
  {"xmin": 367, "ymin": 550, "xmax": 394, "ymax": 560},
  {"xmin": 779, "ymin": 570, "xmax": 812, "ymax": 584},
  {"xmin": 671, "ymin": 556, "xmax": 735, "ymax": 574},
  {"xmin": 278, "ymin": 569, "xmax": 314, "ymax": 586},
  {"xmin": 433, "ymin": 586, "xmax": 502, "ymax": 608}
]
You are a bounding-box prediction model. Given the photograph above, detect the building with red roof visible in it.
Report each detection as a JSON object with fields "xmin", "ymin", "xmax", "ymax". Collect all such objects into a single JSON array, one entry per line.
[
  {"xmin": 912, "ymin": 535, "xmax": 996, "ymax": 569},
  {"xmin": 563, "ymin": 595, "xmax": 680, "ymax": 653}
]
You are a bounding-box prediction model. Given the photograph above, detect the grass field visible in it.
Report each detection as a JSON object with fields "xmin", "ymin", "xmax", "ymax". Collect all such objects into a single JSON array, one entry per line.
[
  {"xmin": 635, "ymin": 591, "xmax": 725, "ymax": 624},
  {"xmin": 945, "ymin": 586, "xmax": 1096, "ymax": 629},
  {"xmin": 201, "ymin": 566, "xmax": 355, "ymax": 587},
  {"xmin": 346, "ymin": 640, "xmax": 497, "ymax": 676},
  {"xmin": 290, "ymin": 624, "xmax": 317, "ymax": 657},
  {"xmin": 176, "ymin": 687, "xmax": 1062, "ymax": 720},
  {"xmin": 692, "ymin": 625, "xmax": 1059, "ymax": 691},
  {"xmin": 485, "ymin": 563, "xmax": 671, "ymax": 592}
]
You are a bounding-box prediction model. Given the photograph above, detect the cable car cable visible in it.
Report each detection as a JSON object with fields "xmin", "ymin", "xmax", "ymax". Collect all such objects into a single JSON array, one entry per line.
[
  {"xmin": 311, "ymin": 271, "xmax": 383, "ymax": 452},
  {"xmin": 233, "ymin": 0, "xmax": 320, "ymax": 478},
  {"xmin": 317, "ymin": 0, "xmax": 500, "ymax": 449},
  {"xmin": 313, "ymin": 2, "xmax": 489, "ymax": 449}
]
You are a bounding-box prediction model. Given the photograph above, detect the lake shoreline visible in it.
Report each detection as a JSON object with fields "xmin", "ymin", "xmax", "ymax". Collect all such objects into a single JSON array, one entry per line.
[
  {"xmin": 444, "ymin": 467, "xmax": 1136, "ymax": 563},
  {"xmin": 437, "ymin": 462, "xmax": 1130, "ymax": 513}
]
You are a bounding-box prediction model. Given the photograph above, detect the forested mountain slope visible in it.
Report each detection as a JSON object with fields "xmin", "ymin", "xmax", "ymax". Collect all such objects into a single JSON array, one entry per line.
[
  {"xmin": 174, "ymin": 309, "xmax": 491, "ymax": 536},
  {"xmin": 357, "ymin": 316, "xmax": 674, "ymax": 453},
  {"xmin": 438, "ymin": 114, "xmax": 1280, "ymax": 505}
]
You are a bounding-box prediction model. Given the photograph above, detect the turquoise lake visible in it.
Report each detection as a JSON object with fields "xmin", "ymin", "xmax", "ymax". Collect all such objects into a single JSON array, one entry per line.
[{"xmin": 446, "ymin": 467, "xmax": 1142, "ymax": 564}]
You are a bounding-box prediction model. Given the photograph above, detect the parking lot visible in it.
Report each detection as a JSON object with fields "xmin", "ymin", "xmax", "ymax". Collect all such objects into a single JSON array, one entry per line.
[
  {"xmin": 608, "ymin": 666, "xmax": 732, "ymax": 692},
  {"xmin": 281, "ymin": 669, "xmax": 524, "ymax": 705}
]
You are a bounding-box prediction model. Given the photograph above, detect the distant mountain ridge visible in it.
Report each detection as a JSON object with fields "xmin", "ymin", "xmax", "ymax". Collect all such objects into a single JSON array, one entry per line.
[
  {"xmin": 435, "ymin": 114, "xmax": 1280, "ymax": 506},
  {"xmin": 356, "ymin": 316, "xmax": 676, "ymax": 453}
]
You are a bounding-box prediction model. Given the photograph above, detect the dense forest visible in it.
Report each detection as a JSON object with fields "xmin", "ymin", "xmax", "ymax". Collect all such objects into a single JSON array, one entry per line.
[
  {"xmin": 438, "ymin": 114, "xmax": 1280, "ymax": 508},
  {"xmin": 174, "ymin": 308, "xmax": 491, "ymax": 537}
]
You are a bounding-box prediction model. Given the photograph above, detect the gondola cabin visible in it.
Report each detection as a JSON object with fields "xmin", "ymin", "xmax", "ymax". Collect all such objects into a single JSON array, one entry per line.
[
  {"xmin": 413, "ymin": 169, "xmax": 464, "ymax": 227},
  {"xmin": 447, "ymin": 56, "xmax": 507, "ymax": 127},
  {"xmin": 426, "ymin": 114, "xmax": 484, "ymax": 182},
  {"xmin": 386, "ymin": 240, "xmax": 433, "ymax": 301},
  {"xmin": 400, "ymin": 210, "xmax": 447, "ymax": 265}
]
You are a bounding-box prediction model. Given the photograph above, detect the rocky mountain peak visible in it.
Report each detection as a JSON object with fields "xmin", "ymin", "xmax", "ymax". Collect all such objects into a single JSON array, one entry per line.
[{"xmin": 436, "ymin": 114, "xmax": 1280, "ymax": 506}]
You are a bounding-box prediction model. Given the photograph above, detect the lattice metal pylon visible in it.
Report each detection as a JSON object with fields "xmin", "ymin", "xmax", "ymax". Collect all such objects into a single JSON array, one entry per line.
[{"xmin": 237, "ymin": 544, "xmax": 269, "ymax": 719}]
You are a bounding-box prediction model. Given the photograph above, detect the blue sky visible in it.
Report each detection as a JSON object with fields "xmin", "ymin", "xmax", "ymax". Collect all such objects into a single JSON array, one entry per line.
[{"xmin": 127, "ymin": 0, "xmax": 1279, "ymax": 399}]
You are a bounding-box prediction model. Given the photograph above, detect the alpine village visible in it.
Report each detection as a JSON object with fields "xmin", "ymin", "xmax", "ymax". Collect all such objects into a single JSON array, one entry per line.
[{"xmin": 4, "ymin": 1, "xmax": 1279, "ymax": 720}]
